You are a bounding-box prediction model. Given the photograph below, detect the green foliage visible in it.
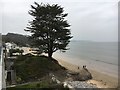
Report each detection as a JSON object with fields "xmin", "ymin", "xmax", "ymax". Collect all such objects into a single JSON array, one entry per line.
[
  {"xmin": 2, "ymin": 33, "xmax": 31, "ymax": 46},
  {"xmin": 16, "ymin": 81, "xmax": 50, "ymax": 88},
  {"xmin": 25, "ymin": 2, "xmax": 73, "ymax": 58},
  {"xmin": 9, "ymin": 49, "xmax": 24, "ymax": 56}
]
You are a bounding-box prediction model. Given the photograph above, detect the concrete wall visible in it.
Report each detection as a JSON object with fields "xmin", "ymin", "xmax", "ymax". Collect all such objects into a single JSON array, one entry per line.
[{"xmin": 0, "ymin": 48, "xmax": 6, "ymax": 90}]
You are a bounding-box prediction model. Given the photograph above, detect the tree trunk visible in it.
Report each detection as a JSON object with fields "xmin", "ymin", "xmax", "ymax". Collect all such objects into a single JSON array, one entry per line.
[
  {"xmin": 48, "ymin": 40, "xmax": 53, "ymax": 60},
  {"xmin": 48, "ymin": 51, "xmax": 52, "ymax": 60}
]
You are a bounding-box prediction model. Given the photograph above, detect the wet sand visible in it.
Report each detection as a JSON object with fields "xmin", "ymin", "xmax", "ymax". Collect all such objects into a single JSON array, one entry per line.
[{"xmin": 56, "ymin": 59, "xmax": 118, "ymax": 88}]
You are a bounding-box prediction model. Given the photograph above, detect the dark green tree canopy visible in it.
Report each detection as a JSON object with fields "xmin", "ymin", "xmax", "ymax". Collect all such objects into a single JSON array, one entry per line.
[{"xmin": 25, "ymin": 2, "xmax": 73, "ymax": 58}]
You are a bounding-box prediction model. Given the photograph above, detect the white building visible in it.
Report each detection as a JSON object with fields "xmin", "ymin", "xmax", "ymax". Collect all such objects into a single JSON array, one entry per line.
[{"xmin": 5, "ymin": 43, "xmax": 19, "ymax": 51}]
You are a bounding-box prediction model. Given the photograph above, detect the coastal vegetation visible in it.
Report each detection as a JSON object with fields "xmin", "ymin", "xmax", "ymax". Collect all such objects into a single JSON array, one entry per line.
[
  {"xmin": 25, "ymin": 2, "xmax": 73, "ymax": 59},
  {"xmin": 2, "ymin": 33, "xmax": 31, "ymax": 46},
  {"xmin": 6, "ymin": 55, "xmax": 69, "ymax": 89},
  {"xmin": 14, "ymin": 55, "xmax": 66, "ymax": 83}
]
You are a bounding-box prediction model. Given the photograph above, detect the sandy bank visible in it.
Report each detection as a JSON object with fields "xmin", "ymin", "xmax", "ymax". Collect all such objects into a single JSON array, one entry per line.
[{"xmin": 56, "ymin": 59, "xmax": 118, "ymax": 88}]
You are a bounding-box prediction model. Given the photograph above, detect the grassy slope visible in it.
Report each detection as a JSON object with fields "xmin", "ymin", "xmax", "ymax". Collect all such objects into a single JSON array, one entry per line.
[{"xmin": 14, "ymin": 55, "xmax": 66, "ymax": 83}]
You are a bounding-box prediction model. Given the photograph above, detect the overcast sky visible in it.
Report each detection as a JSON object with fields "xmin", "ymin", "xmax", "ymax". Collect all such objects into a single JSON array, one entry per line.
[{"xmin": 0, "ymin": 0, "xmax": 118, "ymax": 42}]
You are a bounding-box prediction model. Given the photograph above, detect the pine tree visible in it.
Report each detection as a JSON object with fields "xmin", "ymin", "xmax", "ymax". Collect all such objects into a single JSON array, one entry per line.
[{"xmin": 25, "ymin": 2, "xmax": 73, "ymax": 59}]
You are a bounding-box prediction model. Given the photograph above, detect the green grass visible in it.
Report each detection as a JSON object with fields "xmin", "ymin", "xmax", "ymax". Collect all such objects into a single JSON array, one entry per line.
[
  {"xmin": 14, "ymin": 55, "xmax": 66, "ymax": 83},
  {"xmin": 7, "ymin": 80, "xmax": 69, "ymax": 90},
  {"xmin": 16, "ymin": 81, "xmax": 50, "ymax": 88}
]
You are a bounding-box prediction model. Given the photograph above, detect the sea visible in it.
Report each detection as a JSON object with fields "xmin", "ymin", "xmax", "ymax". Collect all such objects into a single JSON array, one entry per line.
[{"xmin": 53, "ymin": 41, "xmax": 118, "ymax": 78}]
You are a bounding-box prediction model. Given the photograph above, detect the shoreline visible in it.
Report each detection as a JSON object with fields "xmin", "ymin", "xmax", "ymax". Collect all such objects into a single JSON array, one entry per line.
[
  {"xmin": 18, "ymin": 47, "xmax": 118, "ymax": 88},
  {"xmin": 56, "ymin": 59, "xmax": 118, "ymax": 88},
  {"xmin": 53, "ymin": 52, "xmax": 118, "ymax": 78}
]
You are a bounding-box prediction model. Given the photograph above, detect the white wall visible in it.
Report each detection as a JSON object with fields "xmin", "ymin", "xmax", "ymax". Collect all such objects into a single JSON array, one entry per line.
[{"xmin": 0, "ymin": 48, "xmax": 6, "ymax": 90}]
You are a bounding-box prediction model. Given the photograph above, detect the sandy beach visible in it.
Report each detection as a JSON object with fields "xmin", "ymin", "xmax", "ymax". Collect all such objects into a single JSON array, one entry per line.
[{"xmin": 56, "ymin": 59, "xmax": 118, "ymax": 88}]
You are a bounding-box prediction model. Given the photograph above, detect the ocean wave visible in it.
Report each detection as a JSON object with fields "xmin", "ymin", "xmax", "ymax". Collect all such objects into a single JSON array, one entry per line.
[{"xmin": 94, "ymin": 59, "xmax": 118, "ymax": 66}]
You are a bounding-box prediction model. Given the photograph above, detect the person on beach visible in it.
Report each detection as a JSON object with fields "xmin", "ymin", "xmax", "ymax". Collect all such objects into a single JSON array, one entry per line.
[{"xmin": 83, "ymin": 65, "xmax": 88, "ymax": 71}]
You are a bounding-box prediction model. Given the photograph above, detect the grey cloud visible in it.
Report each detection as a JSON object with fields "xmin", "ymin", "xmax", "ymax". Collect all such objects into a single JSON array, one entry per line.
[{"xmin": 2, "ymin": 0, "xmax": 118, "ymax": 42}]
